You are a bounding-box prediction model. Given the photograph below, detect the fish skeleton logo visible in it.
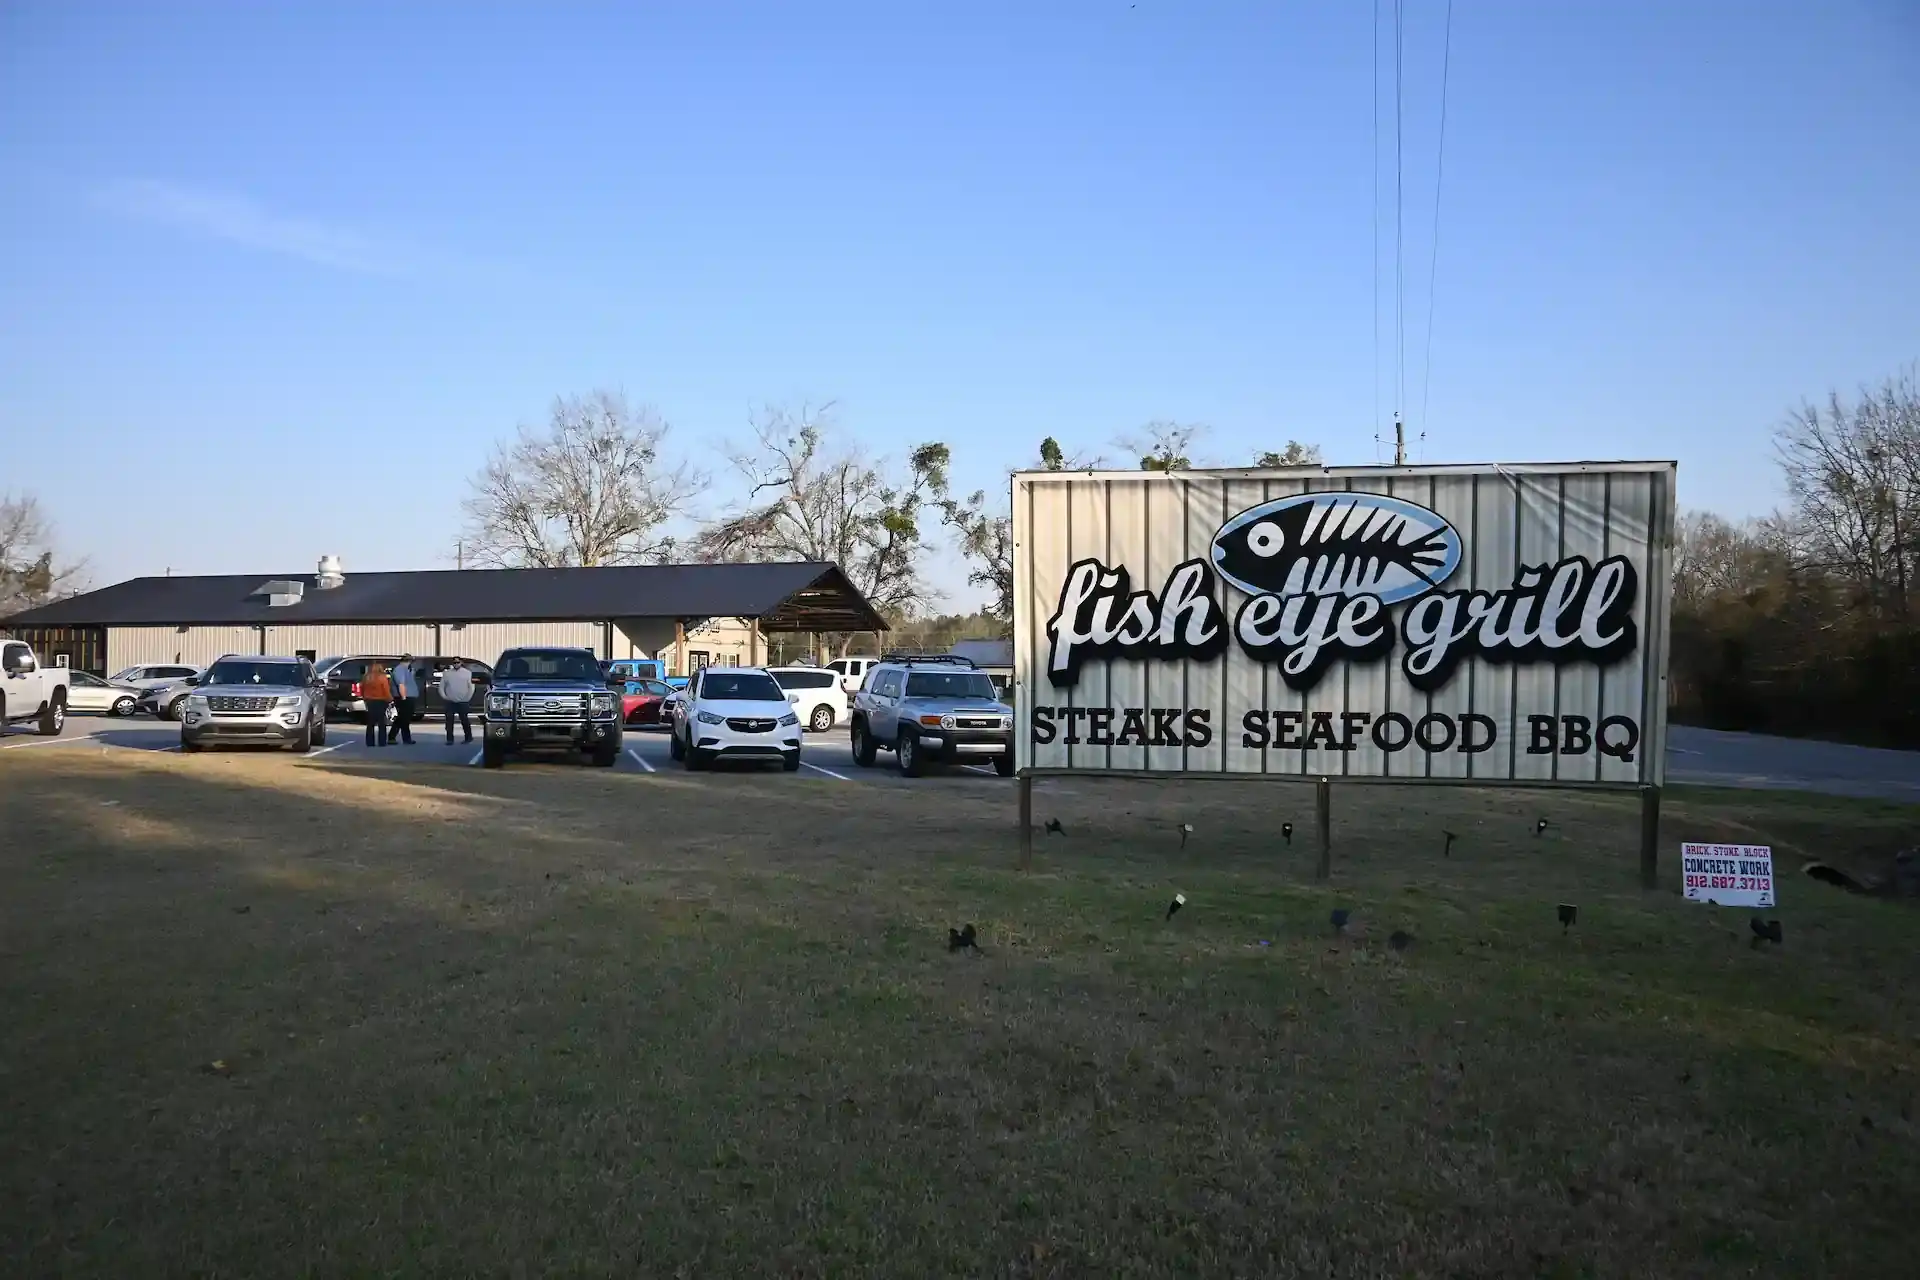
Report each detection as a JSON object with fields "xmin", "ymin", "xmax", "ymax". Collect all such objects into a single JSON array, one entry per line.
[{"xmin": 1210, "ymin": 492, "xmax": 1462, "ymax": 604}]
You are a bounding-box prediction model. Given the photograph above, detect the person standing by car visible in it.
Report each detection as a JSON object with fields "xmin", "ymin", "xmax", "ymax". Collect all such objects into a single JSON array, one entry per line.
[
  {"xmin": 361, "ymin": 661, "xmax": 393, "ymax": 747},
  {"xmin": 440, "ymin": 658, "xmax": 476, "ymax": 745},
  {"xmin": 390, "ymin": 654, "xmax": 420, "ymax": 745}
]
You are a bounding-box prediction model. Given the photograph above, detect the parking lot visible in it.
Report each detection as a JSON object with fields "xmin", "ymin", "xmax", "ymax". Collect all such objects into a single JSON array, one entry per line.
[{"xmin": 0, "ymin": 710, "xmax": 1012, "ymax": 788}]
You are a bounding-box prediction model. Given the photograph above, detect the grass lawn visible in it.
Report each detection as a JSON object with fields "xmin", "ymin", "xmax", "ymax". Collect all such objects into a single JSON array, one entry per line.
[{"xmin": 3, "ymin": 748, "xmax": 1917, "ymax": 1277}]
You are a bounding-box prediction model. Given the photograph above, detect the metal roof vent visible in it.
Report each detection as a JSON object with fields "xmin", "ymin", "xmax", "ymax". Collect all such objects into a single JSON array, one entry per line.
[
  {"xmin": 316, "ymin": 554, "xmax": 345, "ymax": 590},
  {"xmin": 255, "ymin": 579, "xmax": 306, "ymax": 607}
]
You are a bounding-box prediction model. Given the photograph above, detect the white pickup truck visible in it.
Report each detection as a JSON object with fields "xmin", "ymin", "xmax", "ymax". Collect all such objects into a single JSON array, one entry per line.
[{"xmin": 1, "ymin": 637, "xmax": 69, "ymax": 736}]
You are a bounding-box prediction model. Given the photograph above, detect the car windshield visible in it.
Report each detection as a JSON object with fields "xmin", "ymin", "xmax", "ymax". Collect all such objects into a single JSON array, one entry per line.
[
  {"xmin": 315, "ymin": 656, "xmax": 345, "ymax": 675},
  {"xmin": 496, "ymin": 651, "xmax": 602, "ymax": 682},
  {"xmin": 701, "ymin": 672, "xmax": 786, "ymax": 701},
  {"xmin": 202, "ymin": 661, "xmax": 304, "ymax": 687},
  {"xmin": 110, "ymin": 667, "xmax": 142, "ymax": 682},
  {"xmin": 904, "ymin": 672, "xmax": 1000, "ymax": 700},
  {"xmin": 640, "ymin": 680, "xmax": 671, "ymax": 695}
]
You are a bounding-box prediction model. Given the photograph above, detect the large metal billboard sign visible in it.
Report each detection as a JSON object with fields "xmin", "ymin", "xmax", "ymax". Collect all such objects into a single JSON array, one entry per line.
[{"xmin": 1011, "ymin": 462, "xmax": 1674, "ymax": 786}]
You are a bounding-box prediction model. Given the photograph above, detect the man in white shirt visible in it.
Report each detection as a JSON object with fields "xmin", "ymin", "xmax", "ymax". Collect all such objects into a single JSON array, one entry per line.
[{"xmin": 440, "ymin": 658, "xmax": 476, "ymax": 745}]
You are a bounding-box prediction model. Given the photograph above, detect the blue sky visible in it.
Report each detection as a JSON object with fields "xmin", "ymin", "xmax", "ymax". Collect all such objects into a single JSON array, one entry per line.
[{"xmin": 3, "ymin": 1, "xmax": 1916, "ymax": 607}]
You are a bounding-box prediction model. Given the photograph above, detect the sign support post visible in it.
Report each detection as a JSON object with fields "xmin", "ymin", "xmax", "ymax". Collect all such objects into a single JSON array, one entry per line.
[
  {"xmin": 1315, "ymin": 777, "xmax": 1332, "ymax": 880},
  {"xmin": 1639, "ymin": 785, "xmax": 1662, "ymax": 889},
  {"xmin": 1017, "ymin": 773, "xmax": 1034, "ymax": 871}
]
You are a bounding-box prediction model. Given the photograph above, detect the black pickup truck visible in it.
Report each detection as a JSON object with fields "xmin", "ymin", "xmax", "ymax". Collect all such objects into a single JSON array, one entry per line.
[{"xmin": 481, "ymin": 647, "xmax": 623, "ymax": 768}]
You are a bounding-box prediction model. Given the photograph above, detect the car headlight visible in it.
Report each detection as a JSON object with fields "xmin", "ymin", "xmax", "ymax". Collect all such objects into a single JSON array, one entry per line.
[
  {"xmin": 187, "ymin": 694, "xmax": 209, "ymax": 710},
  {"xmin": 275, "ymin": 695, "xmax": 303, "ymax": 707},
  {"xmin": 778, "ymin": 712, "xmax": 800, "ymax": 727},
  {"xmin": 486, "ymin": 693, "xmax": 513, "ymax": 714},
  {"xmin": 695, "ymin": 710, "xmax": 725, "ymax": 725},
  {"xmin": 590, "ymin": 694, "xmax": 614, "ymax": 714},
  {"xmin": 940, "ymin": 714, "xmax": 956, "ymax": 730}
]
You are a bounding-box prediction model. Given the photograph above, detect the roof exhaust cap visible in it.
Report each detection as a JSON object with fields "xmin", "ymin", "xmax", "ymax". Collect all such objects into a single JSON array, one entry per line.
[
  {"xmin": 316, "ymin": 555, "xmax": 345, "ymax": 589},
  {"xmin": 255, "ymin": 579, "xmax": 306, "ymax": 607}
]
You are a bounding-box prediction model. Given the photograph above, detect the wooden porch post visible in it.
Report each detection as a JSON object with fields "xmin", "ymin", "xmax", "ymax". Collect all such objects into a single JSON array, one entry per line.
[{"xmin": 674, "ymin": 620, "xmax": 686, "ymax": 677}]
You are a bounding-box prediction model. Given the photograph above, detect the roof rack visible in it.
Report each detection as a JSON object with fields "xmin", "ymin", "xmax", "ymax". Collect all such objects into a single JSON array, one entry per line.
[{"xmin": 879, "ymin": 651, "xmax": 977, "ymax": 668}]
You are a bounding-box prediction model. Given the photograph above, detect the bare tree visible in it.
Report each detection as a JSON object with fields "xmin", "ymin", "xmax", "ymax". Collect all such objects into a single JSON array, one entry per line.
[
  {"xmin": 945, "ymin": 439, "xmax": 1105, "ymax": 630},
  {"xmin": 1036, "ymin": 436, "xmax": 1103, "ymax": 472},
  {"xmin": 1119, "ymin": 420, "xmax": 1207, "ymax": 472},
  {"xmin": 695, "ymin": 403, "xmax": 951, "ymax": 618},
  {"xmin": 1671, "ymin": 510, "xmax": 1789, "ymax": 613},
  {"xmin": 0, "ymin": 493, "xmax": 87, "ymax": 618},
  {"xmin": 460, "ymin": 391, "xmax": 697, "ymax": 568},
  {"xmin": 1255, "ymin": 441, "xmax": 1324, "ymax": 467},
  {"xmin": 1774, "ymin": 370, "xmax": 1919, "ymax": 621}
]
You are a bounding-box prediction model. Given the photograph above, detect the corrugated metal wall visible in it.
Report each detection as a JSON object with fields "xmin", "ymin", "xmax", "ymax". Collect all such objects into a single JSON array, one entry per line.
[
  {"xmin": 109, "ymin": 626, "xmax": 261, "ymax": 669},
  {"xmin": 107, "ymin": 617, "xmax": 767, "ymax": 673},
  {"xmin": 1012, "ymin": 463, "xmax": 1674, "ymax": 787},
  {"xmin": 442, "ymin": 622, "xmax": 601, "ymax": 663}
]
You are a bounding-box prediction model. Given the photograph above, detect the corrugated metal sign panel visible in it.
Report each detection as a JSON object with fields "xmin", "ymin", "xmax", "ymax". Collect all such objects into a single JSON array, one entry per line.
[{"xmin": 1012, "ymin": 462, "xmax": 1675, "ymax": 787}]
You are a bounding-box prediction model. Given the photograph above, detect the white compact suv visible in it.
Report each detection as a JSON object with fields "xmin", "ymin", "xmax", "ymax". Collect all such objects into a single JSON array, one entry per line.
[
  {"xmin": 667, "ymin": 666, "xmax": 803, "ymax": 771},
  {"xmin": 767, "ymin": 665, "xmax": 848, "ymax": 734}
]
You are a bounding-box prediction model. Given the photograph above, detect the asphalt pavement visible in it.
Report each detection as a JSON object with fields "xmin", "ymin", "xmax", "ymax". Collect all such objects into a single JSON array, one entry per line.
[
  {"xmin": 9, "ymin": 713, "xmax": 1916, "ymax": 802},
  {"xmin": 1665, "ymin": 724, "xmax": 1920, "ymax": 802},
  {"xmin": 0, "ymin": 712, "xmax": 1008, "ymax": 787}
]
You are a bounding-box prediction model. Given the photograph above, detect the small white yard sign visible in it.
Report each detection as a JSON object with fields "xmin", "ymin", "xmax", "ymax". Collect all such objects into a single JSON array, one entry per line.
[{"xmin": 1681, "ymin": 842, "xmax": 1776, "ymax": 908}]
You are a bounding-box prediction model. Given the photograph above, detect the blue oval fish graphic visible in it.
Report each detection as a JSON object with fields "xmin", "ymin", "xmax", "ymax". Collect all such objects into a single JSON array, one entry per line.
[{"xmin": 1210, "ymin": 492, "xmax": 1463, "ymax": 603}]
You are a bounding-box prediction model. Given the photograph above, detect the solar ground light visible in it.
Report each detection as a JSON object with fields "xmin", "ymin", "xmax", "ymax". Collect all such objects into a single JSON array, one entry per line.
[
  {"xmin": 1558, "ymin": 903, "xmax": 1578, "ymax": 931},
  {"xmin": 1281, "ymin": 822, "xmax": 1293, "ymax": 845}
]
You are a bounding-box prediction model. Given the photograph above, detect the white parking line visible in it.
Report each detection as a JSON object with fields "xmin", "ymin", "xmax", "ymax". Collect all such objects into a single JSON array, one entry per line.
[
  {"xmin": 0, "ymin": 734, "xmax": 92, "ymax": 750},
  {"xmin": 961, "ymin": 764, "xmax": 998, "ymax": 776},
  {"xmin": 625, "ymin": 747, "xmax": 656, "ymax": 773},
  {"xmin": 468, "ymin": 748, "xmax": 485, "ymax": 766},
  {"xmin": 309, "ymin": 740, "xmax": 350, "ymax": 757},
  {"xmin": 801, "ymin": 761, "xmax": 850, "ymax": 781}
]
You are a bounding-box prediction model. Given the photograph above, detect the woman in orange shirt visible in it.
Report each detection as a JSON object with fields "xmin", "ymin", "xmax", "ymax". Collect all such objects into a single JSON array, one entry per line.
[{"xmin": 360, "ymin": 662, "xmax": 393, "ymax": 747}]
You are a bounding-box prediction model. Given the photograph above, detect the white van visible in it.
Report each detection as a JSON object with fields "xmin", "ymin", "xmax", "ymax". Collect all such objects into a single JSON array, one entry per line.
[{"xmin": 825, "ymin": 656, "xmax": 879, "ymax": 696}]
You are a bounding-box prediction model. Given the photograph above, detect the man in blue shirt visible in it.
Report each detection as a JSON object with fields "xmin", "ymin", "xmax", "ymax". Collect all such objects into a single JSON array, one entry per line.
[{"xmin": 390, "ymin": 654, "xmax": 420, "ymax": 745}]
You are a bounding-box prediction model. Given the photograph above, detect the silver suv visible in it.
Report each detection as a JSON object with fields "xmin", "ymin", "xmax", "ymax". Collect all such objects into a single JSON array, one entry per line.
[
  {"xmin": 179, "ymin": 655, "xmax": 328, "ymax": 753},
  {"xmin": 849, "ymin": 653, "xmax": 1014, "ymax": 777}
]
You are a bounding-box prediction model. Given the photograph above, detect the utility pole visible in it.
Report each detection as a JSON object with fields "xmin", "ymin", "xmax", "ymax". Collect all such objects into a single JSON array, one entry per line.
[
  {"xmin": 1393, "ymin": 414, "xmax": 1407, "ymax": 465},
  {"xmin": 456, "ymin": 541, "xmax": 463, "ymax": 571}
]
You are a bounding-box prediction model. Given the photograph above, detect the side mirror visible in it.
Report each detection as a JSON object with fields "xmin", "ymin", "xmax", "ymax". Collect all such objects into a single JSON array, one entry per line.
[
  {"xmin": 182, "ymin": 675, "xmax": 200, "ymax": 687},
  {"xmin": 787, "ymin": 692, "xmax": 800, "ymax": 703},
  {"xmin": 4, "ymin": 653, "xmax": 33, "ymax": 675}
]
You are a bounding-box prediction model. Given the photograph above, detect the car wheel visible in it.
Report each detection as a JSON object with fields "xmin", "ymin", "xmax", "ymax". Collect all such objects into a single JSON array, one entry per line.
[
  {"xmin": 182, "ymin": 738, "xmax": 204, "ymax": 753},
  {"xmin": 111, "ymin": 696, "xmax": 137, "ymax": 717},
  {"xmin": 808, "ymin": 704, "xmax": 833, "ymax": 733},
  {"xmin": 313, "ymin": 717, "xmax": 327, "ymax": 746},
  {"xmin": 782, "ymin": 750, "xmax": 801, "ymax": 772},
  {"xmin": 994, "ymin": 752, "xmax": 1015, "ymax": 777},
  {"xmin": 482, "ymin": 742, "xmax": 507, "ymax": 769},
  {"xmin": 896, "ymin": 730, "xmax": 923, "ymax": 777},
  {"xmin": 686, "ymin": 745, "xmax": 709, "ymax": 771},
  {"xmin": 290, "ymin": 720, "xmax": 313, "ymax": 753},
  {"xmin": 851, "ymin": 720, "xmax": 876, "ymax": 767},
  {"xmin": 591, "ymin": 745, "xmax": 619, "ymax": 767},
  {"xmin": 668, "ymin": 727, "xmax": 685, "ymax": 760},
  {"xmin": 39, "ymin": 694, "xmax": 65, "ymax": 736}
]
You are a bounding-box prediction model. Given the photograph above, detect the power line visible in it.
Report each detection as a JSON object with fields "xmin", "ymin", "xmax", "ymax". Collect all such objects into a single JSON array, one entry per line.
[
  {"xmin": 1419, "ymin": 0, "xmax": 1454, "ymax": 450},
  {"xmin": 1394, "ymin": 0, "xmax": 1405, "ymax": 424},
  {"xmin": 1371, "ymin": 0, "xmax": 1381, "ymax": 455}
]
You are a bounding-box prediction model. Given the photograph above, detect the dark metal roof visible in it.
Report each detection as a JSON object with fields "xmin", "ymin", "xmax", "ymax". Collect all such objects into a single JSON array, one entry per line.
[{"xmin": 4, "ymin": 562, "xmax": 888, "ymax": 634}]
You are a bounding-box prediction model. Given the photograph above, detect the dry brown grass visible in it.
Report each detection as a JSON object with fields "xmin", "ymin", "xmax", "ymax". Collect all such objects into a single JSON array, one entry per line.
[{"xmin": 3, "ymin": 749, "xmax": 1917, "ymax": 1277}]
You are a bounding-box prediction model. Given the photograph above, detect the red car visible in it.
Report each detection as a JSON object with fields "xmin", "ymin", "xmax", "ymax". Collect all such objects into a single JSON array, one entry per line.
[{"xmin": 619, "ymin": 678, "xmax": 675, "ymax": 725}]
